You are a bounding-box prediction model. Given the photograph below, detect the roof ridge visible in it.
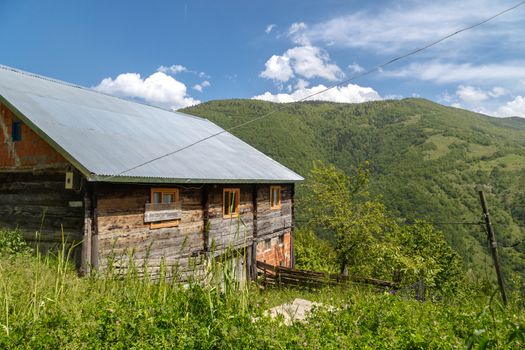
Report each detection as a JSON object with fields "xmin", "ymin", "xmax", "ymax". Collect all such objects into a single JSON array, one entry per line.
[{"xmin": 0, "ymin": 64, "xmax": 209, "ymax": 122}]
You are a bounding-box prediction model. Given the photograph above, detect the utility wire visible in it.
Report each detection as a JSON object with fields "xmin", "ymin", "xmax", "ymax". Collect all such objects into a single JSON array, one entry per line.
[{"xmin": 103, "ymin": 0, "xmax": 525, "ymax": 181}]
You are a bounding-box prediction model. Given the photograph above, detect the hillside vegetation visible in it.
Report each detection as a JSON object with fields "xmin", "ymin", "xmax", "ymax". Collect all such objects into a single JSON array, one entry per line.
[{"xmin": 183, "ymin": 98, "xmax": 525, "ymax": 280}]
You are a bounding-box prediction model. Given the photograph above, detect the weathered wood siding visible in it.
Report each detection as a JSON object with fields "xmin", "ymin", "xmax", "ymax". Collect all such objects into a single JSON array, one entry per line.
[
  {"xmin": 95, "ymin": 184, "xmax": 206, "ymax": 279},
  {"xmin": 0, "ymin": 103, "xmax": 83, "ymax": 263},
  {"xmin": 254, "ymin": 184, "xmax": 293, "ymax": 267},
  {"xmin": 205, "ymin": 185, "xmax": 254, "ymax": 254},
  {"xmin": 255, "ymin": 185, "xmax": 293, "ymax": 238}
]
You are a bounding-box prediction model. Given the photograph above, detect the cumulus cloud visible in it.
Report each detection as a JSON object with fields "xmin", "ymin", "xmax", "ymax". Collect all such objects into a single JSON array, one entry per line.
[
  {"xmin": 498, "ymin": 96, "xmax": 525, "ymax": 117},
  {"xmin": 456, "ymin": 85, "xmax": 488, "ymax": 104},
  {"xmin": 94, "ymin": 71, "xmax": 200, "ymax": 110},
  {"xmin": 252, "ymin": 83, "xmax": 381, "ymax": 104},
  {"xmin": 260, "ymin": 55, "xmax": 294, "ymax": 82},
  {"xmin": 260, "ymin": 46, "xmax": 344, "ymax": 83},
  {"xmin": 193, "ymin": 80, "xmax": 210, "ymax": 92},
  {"xmin": 265, "ymin": 24, "xmax": 276, "ymax": 34}
]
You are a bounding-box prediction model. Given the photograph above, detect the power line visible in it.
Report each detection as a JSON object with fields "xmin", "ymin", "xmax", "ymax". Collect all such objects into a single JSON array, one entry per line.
[{"xmin": 103, "ymin": 1, "xmax": 525, "ymax": 181}]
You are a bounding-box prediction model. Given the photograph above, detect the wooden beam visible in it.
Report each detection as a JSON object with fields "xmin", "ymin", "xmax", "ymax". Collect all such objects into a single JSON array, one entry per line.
[
  {"xmin": 144, "ymin": 202, "xmax": 182, "ymax": 223},
  {"xmin": 80, "ymin": 182, "xmax": 92, "ymax": 276}
]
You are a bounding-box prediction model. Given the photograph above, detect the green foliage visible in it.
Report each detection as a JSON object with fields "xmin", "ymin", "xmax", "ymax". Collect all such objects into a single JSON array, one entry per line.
[
  {"xmin": 183, "ymin": 98, "xmax": 525, "ymax": 280},
  {"xmin": 0, "ymin": 244, "xmax": 524, "ymax": 348},
  {"xmin": 293, "ymin": 228, "xmax": 337, "ymax": 273},
  {"xmin": 299, "ymin": 161, "xmax": 462, "ymax": 292},
  {"xmin": 0, "ymin": 227, "xmax": 32, "ymax": 257}
]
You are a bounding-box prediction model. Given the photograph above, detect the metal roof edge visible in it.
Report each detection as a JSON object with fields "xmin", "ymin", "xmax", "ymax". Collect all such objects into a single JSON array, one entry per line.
[
  {"xmin": 89, "ymin": 174, "xmax": 304, "ymax": 184},
  {"xmin": 0, "ymin": 94, "xmax": 94, "ymax": 179}
]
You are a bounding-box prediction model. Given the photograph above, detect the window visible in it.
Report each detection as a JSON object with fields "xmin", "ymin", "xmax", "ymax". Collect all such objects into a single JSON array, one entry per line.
[
  {"xmin": 264, "ymin": 238, "xmax": 272, "ymax": 251},
  {"xmin": 223, "ymin": 188, "xmax": 240, "ymax": 217},
  {"xmin": 149, "ymin": 188, "xmax": 180, "ymax": 229},
  {"xmin": 270, "ymin": 186, "xmax": 281, "ymax": 209},
  {"xmin": 278, "ymin": 234, "xmax": 284, "ymax": 246},
  {"xmin": 12, "ymin": 121, "xmax": 22, "ymax": 142}
]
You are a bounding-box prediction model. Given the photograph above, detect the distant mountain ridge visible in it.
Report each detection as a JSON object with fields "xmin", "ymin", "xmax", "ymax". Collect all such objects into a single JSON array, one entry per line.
[{"xmin": 183, "ymin": 98, "xmax": 525, "ymax": 278}]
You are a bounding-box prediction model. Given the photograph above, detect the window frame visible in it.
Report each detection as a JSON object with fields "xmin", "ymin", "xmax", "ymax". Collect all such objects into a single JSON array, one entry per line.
[
  {"xmin": 223, "ymin": 188, "xmax": 241, "ymax": 218},
  {"xmin": 264, "ymin": 238, "xmax": 272, "ymax": 251},
  {"xmin": 278, "ymin": 234, "xmax": 285, "ymax": 246},
  {"xmin": 149, "ymin": 188, "xmax": 180, "ymax": 229},
  {"xmin": 270, "ymin": 186, "xmax": 281, "ymax": 210}
]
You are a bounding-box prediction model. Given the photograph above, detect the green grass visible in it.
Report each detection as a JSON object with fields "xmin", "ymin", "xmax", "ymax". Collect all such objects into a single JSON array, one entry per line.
[
  {"xmin": 422, "ymin": 135, "xmax": 463, "ymax": 160},
  {"xmin": 1, "ymin": 229, "xmax": 525, "ymax": 349}
]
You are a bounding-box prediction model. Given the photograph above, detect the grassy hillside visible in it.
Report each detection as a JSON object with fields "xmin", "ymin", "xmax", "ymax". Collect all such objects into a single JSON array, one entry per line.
[
  {"xmin": 183, "ymin": 98, "xmax": 525, "ymax": 280},
  {"xmin": 1, "ymin": 228, "xmax": 524, "ymax": 348}
]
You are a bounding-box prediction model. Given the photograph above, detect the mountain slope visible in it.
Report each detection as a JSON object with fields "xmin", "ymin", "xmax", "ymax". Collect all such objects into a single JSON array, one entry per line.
[{"xmin": 183, "ymin": 98, "xmax": 525, "ymax": 279}]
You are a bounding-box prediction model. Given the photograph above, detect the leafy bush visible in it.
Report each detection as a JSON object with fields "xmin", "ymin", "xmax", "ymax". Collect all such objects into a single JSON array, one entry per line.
[
  {"xmin": 293, "ymin": 228, "xmax": 337, "ymax": 273},
  {"xmin": 0, "ymin": 227, "xmax": 32, "ymax": 256}
]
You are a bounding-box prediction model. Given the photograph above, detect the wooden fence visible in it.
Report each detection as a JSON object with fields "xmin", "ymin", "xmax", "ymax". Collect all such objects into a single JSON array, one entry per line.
[{"xmin": 256, "ymin": 260, "xmax": 399, "ymax": 290}]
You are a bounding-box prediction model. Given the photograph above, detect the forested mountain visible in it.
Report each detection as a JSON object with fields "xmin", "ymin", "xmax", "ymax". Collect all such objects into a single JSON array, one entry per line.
[{"xmin": 183, "ymin": 98, "xmax": 525, "ymax": 278}]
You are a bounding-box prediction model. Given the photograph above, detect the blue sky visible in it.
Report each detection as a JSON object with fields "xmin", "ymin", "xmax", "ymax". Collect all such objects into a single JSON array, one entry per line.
[{"xmin": 1, "ymin": 0, "xmax": 525, "ymax": 117}]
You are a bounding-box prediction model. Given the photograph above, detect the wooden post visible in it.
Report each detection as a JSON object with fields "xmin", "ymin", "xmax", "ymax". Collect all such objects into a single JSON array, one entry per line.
[
  {"xmin": 80, "ymin": 183, "xmax": 92, "ymax": 276},
  {"xmin": 90, "ymin": 184, "xmax": 99, "ymax": 271},
  {"xmin": 290, "ymin": 183, "xmax": 296, "ymax": 269},
  {"xmin": 202, "ymin": 186, "xmax": 210, "ymax": 252},
  {"xmin": 249, "ymin": 185, "xmax": 259, "ymax": 280},
  {"xmin": 478, "ymin": 190, "xmax": 508, "ymax": 305}
]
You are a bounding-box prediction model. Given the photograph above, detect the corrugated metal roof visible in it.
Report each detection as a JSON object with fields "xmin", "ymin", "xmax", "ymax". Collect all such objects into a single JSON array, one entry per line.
[{"xmin": 0, "ymin": 65, "xmax": 303, "ymax": 183}]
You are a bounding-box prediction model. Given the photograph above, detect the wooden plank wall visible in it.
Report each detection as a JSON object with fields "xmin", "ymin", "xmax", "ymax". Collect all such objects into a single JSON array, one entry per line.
[
  {"xmin": 205, "ymin": 185, "xmax": 254, "ymax": 253},
  {"xmin": 254, "ymin": 184, "xmax": 293, "ymax": 267},
  {"xmin": 0, "ymin": 172, "xmax": 84, "ymax": 264},
  {"xmin": 255, "ymin": 185, "xmax": 293, "ymax": 238},
  {"xmin": 0, "ymin": 102, "xmax": 83, "ymax": 263},
  {"xmin": 95, "ymin": 184, "xmax": 206, "ymax": 279}
]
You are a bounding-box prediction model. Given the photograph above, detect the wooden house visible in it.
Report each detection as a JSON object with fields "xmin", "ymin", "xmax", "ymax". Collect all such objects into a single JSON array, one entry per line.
[{"xmin": 0, "ymin": 66, "xmax": 303, "ymax": 280}]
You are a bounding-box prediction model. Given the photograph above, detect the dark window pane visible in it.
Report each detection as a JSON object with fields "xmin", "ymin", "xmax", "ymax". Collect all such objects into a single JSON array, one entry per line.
[{"xmin": 12, "ymin": 121, "xmax": 22, "ymax": 141}]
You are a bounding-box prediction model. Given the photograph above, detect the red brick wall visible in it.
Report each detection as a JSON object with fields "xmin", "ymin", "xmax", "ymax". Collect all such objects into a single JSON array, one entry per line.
[
  {"xmin": 0, "ymin": 103, "xmax": 68, "ymax": 169},
  {"xmin": 256, "ymin": 231, "xmax": 292, "ymax": 267}
]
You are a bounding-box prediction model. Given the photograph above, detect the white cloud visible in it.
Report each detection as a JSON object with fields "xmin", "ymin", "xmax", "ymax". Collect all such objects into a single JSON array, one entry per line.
[
  {"xmin": 456, "ymin": 85, "xmax": 488, "ymax": 104},
  {"xmin": 157, "ymin": 65, "xmax": 187, "ymax": 74},
  {"xmin": 488, "ymin": 86, "xmax": 508, "ymax": 98},
  {"xmin": 260, "ymin": 46, "xmax": 344, "ymax": 83},
  {"xmin": 94, "ymin": 71, "xmax": 200, "ymax": 110},
  {"xmin": 294, "ymin": 79, "xmax": 309, "ymax": 90},
  {"xmin": 285, "ymin": 1, "xmax": 523, "ymax": 54},
  {"xmin": 385, "ymin": 61, "xmax": 525, "ymax": 85},
  {"xmin": 265, "ymin": 24, "xmax": 276, "ymax": 34},
  {"xmin": 252, "ymin": 83, "xmax": 381, "ymax": 104},
  {"xmin": 288, "ymin": 22, "xmax": 310, "ymax": 45},
  {"xmin": 193, "ymin": 80, "xmax": 210, "ymax": 92},
  {"xmin": 498, "ymin": 96, "xmax": 525, "ymax": 117},
  {"xmin": 348, "ymin": 63, "xmax": 365, "ymax": 73},
  {"xmin": 260, "ymin": 55, "xmax": 294, "ymax": 82}
]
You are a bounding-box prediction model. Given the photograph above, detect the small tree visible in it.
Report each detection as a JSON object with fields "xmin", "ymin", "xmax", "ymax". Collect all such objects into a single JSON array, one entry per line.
[
  {"xmin": 301, "ymin": 161, "xmax": 462, "ymax": 292},
  {"xmin": 301, "ymin": 161, "xmax": 390, "ymax": 276}
]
